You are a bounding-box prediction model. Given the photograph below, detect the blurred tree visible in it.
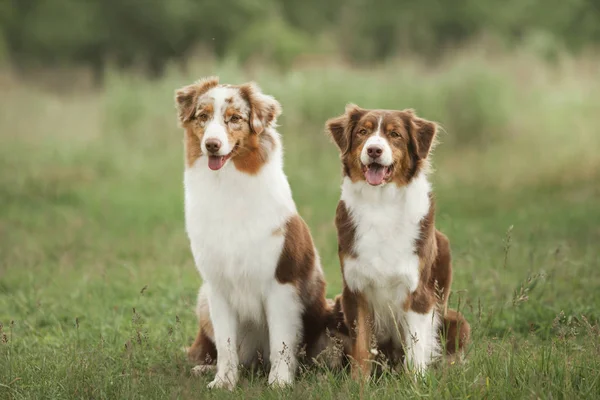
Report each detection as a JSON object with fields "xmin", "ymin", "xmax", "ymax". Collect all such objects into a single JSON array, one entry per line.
[
  {"xmin": 337, "ymin": 0, "xmax": 487, "ymax": 61},
  {"xmin": 280, "ymin": 0, "xmax": 343, "ymax": 32},
  {"xmin": 231, "ymin": 15, "xmax": 313, "ymax": 70},
  {"xmin": 0, "ymin": 0, "xmax": 598, "ymax": 83}
]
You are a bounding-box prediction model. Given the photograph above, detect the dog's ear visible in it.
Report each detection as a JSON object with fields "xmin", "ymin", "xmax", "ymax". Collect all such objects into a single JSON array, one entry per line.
[
  {"xmin": 326, "ymin": 104, "xmax": 366, "ymax": 155},
  {"xmin": 175, "ymin": 76, "xmax": 219, "ymax": 125},
  {"xmin": 239, "ymin": 83, "xmax": 282, "ymax": 135},
  {"xmin": 404, "ymin": 110, "xmax": 437, "ymax": 159},
  {"xmin": 325, "ymin": 114, "xmax": 348, "ymax": 153},
  {"xmin": 412, "ymin": 116, "xmax": 437, "ymax": 159}
]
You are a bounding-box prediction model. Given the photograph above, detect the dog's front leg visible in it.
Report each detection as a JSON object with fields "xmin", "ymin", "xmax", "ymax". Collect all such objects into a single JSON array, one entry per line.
[
  {"xmin": 402, "ymin": 309, "xmax": 440, "ymax": 374},
  {"xmin": 351, "ymin": 294, "xmax": 373, "ymax": 380},
  {"xmin": 206, "ymin": 286, "xmax": 239, "ymax": 390},
  {"xmin": 265, "ymin": 283, "xmax": 301, "ymax": 387}
]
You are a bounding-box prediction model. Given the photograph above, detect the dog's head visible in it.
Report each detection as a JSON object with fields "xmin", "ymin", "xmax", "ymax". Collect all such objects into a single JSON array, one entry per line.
[
  {"xmin": 175, "ymin": 76, "xmax": 282, "ymax": 171},
  {"xmin": 326, "ymin": 105, "xmax": 437, "ymax": 186}
]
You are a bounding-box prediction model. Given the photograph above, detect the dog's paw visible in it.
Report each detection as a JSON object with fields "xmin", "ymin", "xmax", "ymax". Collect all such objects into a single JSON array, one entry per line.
[
  {"xmin": 191, "ymin": 364, "xmax": 216, "ymax": 376},
  {"xmin": 207, "ymin": 371, "xmax": 237, "ymax": 391},
  {"xmin": 207, "ymin": 378, "xmax": 234, "ymax": 391},
  {"xmin": 268, "ymin": 365, "xmax": 293, "ymax": 388}
]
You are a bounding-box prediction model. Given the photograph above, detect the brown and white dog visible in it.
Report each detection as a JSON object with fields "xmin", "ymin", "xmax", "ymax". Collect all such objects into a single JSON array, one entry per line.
[
  {"xmin": 326, "ymin": 105, "xmax": 470, "ymax": 378},
  {"xmin": 175, "ymin": 77, "xmax": 344, "ymax": 390}
]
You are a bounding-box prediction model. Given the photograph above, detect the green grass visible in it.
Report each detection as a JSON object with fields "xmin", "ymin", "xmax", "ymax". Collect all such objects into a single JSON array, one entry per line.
[{"xmin": 1, "ymin": 51, "xmax": 600, "ymax": 399}]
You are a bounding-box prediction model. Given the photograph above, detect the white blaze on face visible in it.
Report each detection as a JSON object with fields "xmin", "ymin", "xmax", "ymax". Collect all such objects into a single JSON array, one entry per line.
[
  {"xmin": 195, "ymin": 86, "xmax": 251, "ymax": 171},
  {"xmin": 360, "ymin": 117, "xmax": 393, "ymax": 166},
  {"xmin": 198, "ymin": 86, "xmax": 237, "ymax": 157}
]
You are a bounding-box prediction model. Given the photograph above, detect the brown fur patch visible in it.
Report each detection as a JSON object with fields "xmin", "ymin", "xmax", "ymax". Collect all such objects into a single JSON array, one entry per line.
[
  {"xmin": 232, "ymin": 130, "xmax": 276, "ymax": 175},
  {"xmin": 408, "ymin": 229, "xmax": 453, "ymax": 314},
  {"xmin": 335, "ymin": 201, "xmax": 357, "ymax": 259},
  {"xmin": 406, "ymin": 193, "xmax": 438, "ymax": 314},
  {"xmin": 350, "ymin": 293, "xmax": 373, "ymax": 379},
  {"xmin": 340, "ymin": 286, "xmax": 358, "ymax": 336},
  {"xmin": 415, "ymin": 193, "xmax": 437, "ymax": 267},
  {"xmin": 275, "ymin": 214, "xmax": 342, "ymax": 360},
  {"xmin": 185, "ymin": 128, "xmax": 203, "ymax": 168},
  {"xmin": 431, "ymin": 230, "xmax": 453, "ymax": 309},
  {"xmin": 187, "ymin": 293, "xmax": 217, "ymax": 365},
  {"xmin": 224, "ymin": 106, "xmax": 240, "ymax": 119},
  {"xmin": 187, "ymin": 327, "xmax": 217, "ymax": 365},
  {"xmin": 275, "ymin": 215, "xmax": 315, "ymax": 285}
]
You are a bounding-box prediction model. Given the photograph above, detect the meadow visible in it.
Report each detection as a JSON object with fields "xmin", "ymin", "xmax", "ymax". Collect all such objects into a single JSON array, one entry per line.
[{"xmin": 1, "ymin": 49, "xmax": 600, "ymax": 399}]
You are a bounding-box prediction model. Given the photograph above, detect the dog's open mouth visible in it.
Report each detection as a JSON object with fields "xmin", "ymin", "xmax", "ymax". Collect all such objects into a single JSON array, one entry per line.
[
  {"xmin": 362, "ymin": 163, "xmax": 393, "ymax": 186},
  {"xmin": 208, "ymin": 154, "xmax": 231, "ymax": 171},
  {"xmin": 207, "ymin": 144, "xmax": 238, "ymax": 171}
]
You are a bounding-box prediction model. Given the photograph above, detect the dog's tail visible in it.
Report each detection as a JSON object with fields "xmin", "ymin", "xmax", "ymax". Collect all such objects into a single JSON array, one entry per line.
[
  {"xmin": 439, "ymin": 308, "xmax": 470, "ymax": 356},
  {"xmin": 325, "ymin": 294, "xmax": 350, "ymax": 337},
  {"xmin": 309, "ymin": 294, "xmax": 351, "ymax": 369}
]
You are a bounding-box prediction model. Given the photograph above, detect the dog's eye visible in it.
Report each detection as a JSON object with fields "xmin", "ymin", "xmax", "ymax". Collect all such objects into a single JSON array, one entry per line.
[
  {"xmin": 198, "ymin": 113, "xmax": 209, "ymax": 122},
  {"xmin": 390, "ymin": 131, "xmax": 400, "ymax": 138},
  {"xmin": 230, "ymin": 115, "xmax": 241, "ymax": 123},
  {"xmin": 358, "ymin": 128, "xmax": 368, "ymax": 135}
]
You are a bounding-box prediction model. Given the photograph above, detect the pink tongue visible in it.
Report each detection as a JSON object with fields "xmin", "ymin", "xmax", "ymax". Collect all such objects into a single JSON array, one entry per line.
[
  {"xmin": 365, "ymin": 165, "xmax": 386, "ymax": 185},
  {"xmin": 208, "ymin": 156, "xmax": 226, "ymax": 171}
]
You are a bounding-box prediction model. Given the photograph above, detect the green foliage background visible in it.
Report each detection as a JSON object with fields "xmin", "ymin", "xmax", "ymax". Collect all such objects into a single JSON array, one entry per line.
[{"xmin": 1, "ymin": 0, "xmax": 600, "ymax": 78}]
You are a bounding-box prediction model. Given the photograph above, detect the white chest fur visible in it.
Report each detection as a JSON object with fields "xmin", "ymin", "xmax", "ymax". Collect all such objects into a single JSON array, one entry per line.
[
  {"xmin": 341, "ymin": 174, "xmax": 431, "ymax": 341},
  {"xmin": 184, "ymin": 134, "xmax": 296, "ymax": 324}
]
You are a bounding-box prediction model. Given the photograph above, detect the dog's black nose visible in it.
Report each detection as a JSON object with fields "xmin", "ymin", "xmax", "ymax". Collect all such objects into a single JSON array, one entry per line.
[
  {"xmin": 367, "ymin": 145, "xmax": 383, "ymax": 158},
  {"xmin": 205, "ymin": 139, "xmax": 222, "ymax": 154}
]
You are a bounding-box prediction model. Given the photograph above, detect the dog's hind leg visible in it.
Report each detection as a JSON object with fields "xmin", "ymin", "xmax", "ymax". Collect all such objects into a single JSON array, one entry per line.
[{"xmin": 188, "ymin": 285, "xmax": 217, "ymax": 370}]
